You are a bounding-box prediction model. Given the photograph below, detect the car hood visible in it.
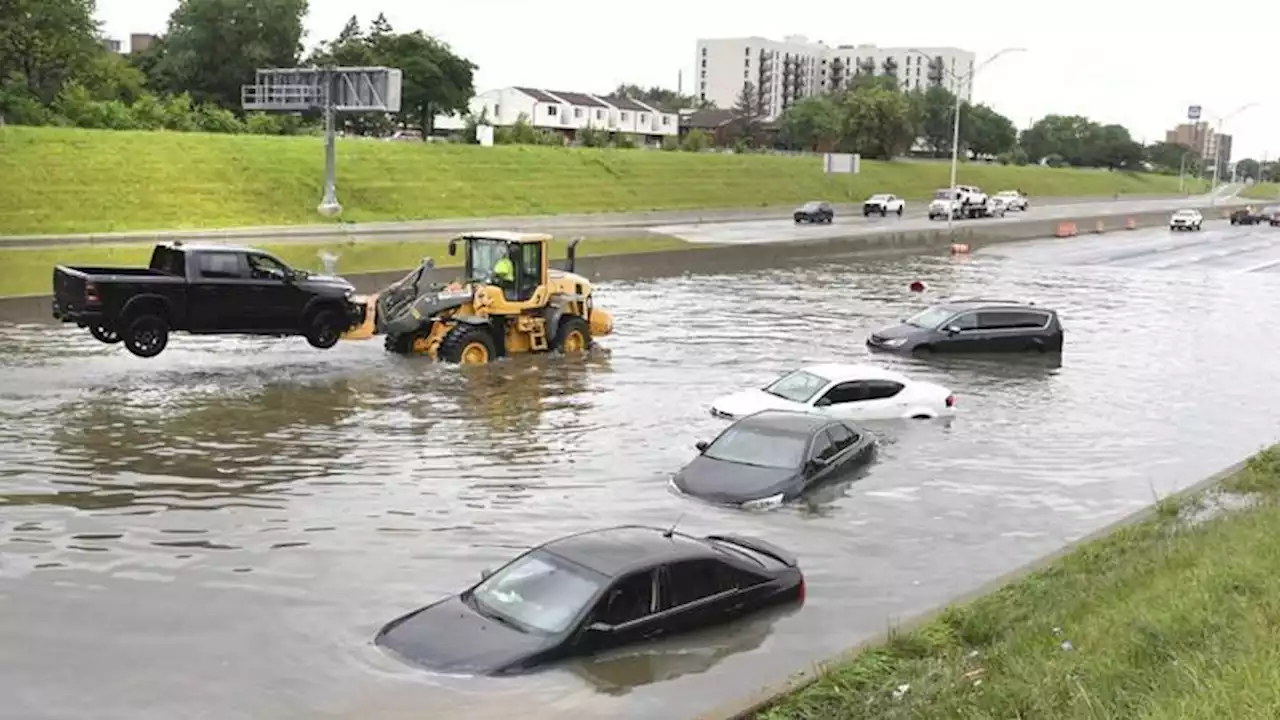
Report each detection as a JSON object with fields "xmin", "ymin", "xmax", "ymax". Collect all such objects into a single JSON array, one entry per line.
[
  {"xmin": 871, "ymin": 322, "xmax": 926, "ymax": 340},
  {"xmin": 375, "ymin": 595, "xmax": 549, "ymax": 675},
  {"xmin": 711, "ymin": 389, "xmax": 805, "ymax": 419},
  {"xmin": 673, "ymin": 455, "xmax": 799, "ymax": 504},
  {"xmin": 297, "ymin": 273, "xmax": 355, "ymax": 292}
]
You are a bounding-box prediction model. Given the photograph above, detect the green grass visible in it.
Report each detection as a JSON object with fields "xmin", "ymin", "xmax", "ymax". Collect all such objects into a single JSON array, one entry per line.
[
  {"xmin": 0, "ymin": 125, "xmax": 1206, "ymax": 236},
  {"xmin": 756, "ymin": 446, "xmax": 1280, "ymax": 720},
  {"xmin": 1242, "ymin": 183, "xmax": 1280, "ymax": 201},
  {"xmin": 0, "ymin": 235, "xmax": 690, "ymax": 297}
]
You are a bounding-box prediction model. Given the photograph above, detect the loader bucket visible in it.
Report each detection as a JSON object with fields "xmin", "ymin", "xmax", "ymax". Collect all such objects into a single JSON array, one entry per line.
[{"xmin": 341, "ymin": 295, "xmax": 378, "ymax": 340}]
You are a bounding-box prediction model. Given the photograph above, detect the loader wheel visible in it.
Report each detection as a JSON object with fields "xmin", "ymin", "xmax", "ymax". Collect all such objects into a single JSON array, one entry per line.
[
  {"xmin": 553, "ymin": 316, "xmax": 592, "ymax": 355},
  {"xmin": 384, "ymin": 333, "xmax": 413, "ymax": 354},
  {"xmin": 439, "ymin": 324, "xmax": 496, "ymax": 365}
]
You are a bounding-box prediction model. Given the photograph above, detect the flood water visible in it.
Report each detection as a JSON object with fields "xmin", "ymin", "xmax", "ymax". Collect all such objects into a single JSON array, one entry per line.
[{"xmin": 3, "ymin": 222, "xmax": 1280, "ymax": 720}]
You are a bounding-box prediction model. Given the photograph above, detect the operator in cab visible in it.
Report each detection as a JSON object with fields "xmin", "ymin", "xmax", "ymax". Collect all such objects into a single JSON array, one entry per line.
[{"xmin": 492, "ymin": 245, "xmax": 515, "ymax": 284}]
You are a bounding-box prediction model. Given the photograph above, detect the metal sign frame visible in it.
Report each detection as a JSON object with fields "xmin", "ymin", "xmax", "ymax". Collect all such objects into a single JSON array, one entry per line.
[{"xmin": 241, "ymin": 67, "xmax": 403, "ymax": 216}]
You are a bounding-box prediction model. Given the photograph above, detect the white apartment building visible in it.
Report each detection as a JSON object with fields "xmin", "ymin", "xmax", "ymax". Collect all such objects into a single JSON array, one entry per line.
[
  {"xmin": 434, "ymin": 87, "xmax": 679, "ymax": 143},
  {"xmin": 695, "ymin": 36, "xmax": 975, "ymax": 119}
]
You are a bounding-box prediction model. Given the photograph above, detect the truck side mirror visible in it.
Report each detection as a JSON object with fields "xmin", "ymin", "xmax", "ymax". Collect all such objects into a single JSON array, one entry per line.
[
  {"xmin": 566, "ymin": 237, "xmax": 581, "ymax": 273},
  {"xmin": 447, "ymin": 239, "xmax": 458, "ymax": 257}
]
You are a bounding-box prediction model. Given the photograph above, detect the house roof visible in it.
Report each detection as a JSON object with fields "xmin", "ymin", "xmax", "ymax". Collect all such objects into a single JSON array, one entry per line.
[
  {"xmin": 545, "ymin": 90, "xmax": 609, "ymax": 108},
  {"xmin": 603, "ymin": 95, "xmax": 652, "ymax": 113},
  {"xmin": 681, "ymin": 109, "xmax": 738, "ymax": 128},
  {"xmin": 512, "ymin": 86, "xmax": 561, "ymax": 103}
]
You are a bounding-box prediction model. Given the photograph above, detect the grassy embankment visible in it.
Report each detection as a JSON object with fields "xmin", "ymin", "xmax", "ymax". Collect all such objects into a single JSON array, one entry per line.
[
  {"xmin": 757, "ymin": 446, "xmax": 1280, "ymax": 720},
  {"xmin": 1242, "ymin": 183, "xmax": 1280, "ymax": 201},
  {"xmin": 0, "ymin": 125, "xmax": 1204, "ymax": 236},
  {"xmin": 0, "ymin": 235, "xmax": 686, "ymax": 298}
]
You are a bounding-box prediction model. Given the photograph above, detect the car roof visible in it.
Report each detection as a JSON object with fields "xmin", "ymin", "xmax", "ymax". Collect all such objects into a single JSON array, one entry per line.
[
  {"xmin": 931, "ymin": 298, "xmax": 1055, "ymax": 313},
  {"xmin": 455, "ymin": 231, "xmax": 553, "ymax": 244},
  {"xmin": 797, "ymin": 362, "xmax": 908, "ymax": 384},
  {"xmin": 541, "ymin": 525, "xmax": 718, "ymax": 577},
  {"xmin": 733, "ymin": 408, "xmax": 834, "ymax": 434},
  {"xmin": 1174, "ymin": 208, "xmax": 1199, "ymax": 213},
  {"xmin": 159, "ymin": 242, "xmax": 265, "ymax": 254}
]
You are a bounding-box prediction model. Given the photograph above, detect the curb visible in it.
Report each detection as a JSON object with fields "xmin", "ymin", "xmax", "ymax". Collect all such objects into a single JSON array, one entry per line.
[{"xmin": 693, "ymin": 453, "xmax": 1259, "ymax": 720}]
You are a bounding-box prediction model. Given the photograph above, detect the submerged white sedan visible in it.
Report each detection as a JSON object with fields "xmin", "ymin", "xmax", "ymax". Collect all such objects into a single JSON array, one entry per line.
[{"xmin": 709, "ymin": 363, "xmax": 956, "ymax": 422}]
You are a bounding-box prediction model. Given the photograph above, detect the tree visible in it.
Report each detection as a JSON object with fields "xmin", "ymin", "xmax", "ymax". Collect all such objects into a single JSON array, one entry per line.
[
  {"xmin": 836, "ymin": 86, "xmax": 915, "ymax": 160},
  {"xmin": 0, "ymin": 0, "xmax": 100, "ymax": 104},
  {"xmin": 1085, "ymin": 123, "xmax": 1143, "ymax": 169},
  {"xmin": 156, "ymin": 0, "xmax": 308, "ymax": 109},
  {"xmin": 610, "ymin": 83, "xmax": 711, "ymax": 112},
  {"xmin": 368, "ymin": 28, "xmax": 475, "ymax": 136},
  {"xmin": 964, "ymin": 103, "xmax": 1017, "ymax": 157},
  {"xmin": 730, "ymin": 82, "xmax": 765, "ymax": 146},
  {"xmin": 1019, "ymin": 114, "xmax": 1097, "ymax": 166},
  {"xmin": 1145, "ymin": 141, "xmax": 1196, "ymax": 173},
  {"xmin": 777, "ymin": 96, "xmax": 842, "ymax": 151},
  {"xmin": 917, "ymin": 86, "xmax": 961, "ymax": 157},
  {"xmin": 1234, "ymin": 158, "xmax": 1260, "ymax": 182}
]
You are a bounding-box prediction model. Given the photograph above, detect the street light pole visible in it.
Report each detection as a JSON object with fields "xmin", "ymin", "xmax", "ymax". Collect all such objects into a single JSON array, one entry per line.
[
  {"xmin": 904, "ymin": 47, "xmax": 1026, "ymax": 232},
  {"xmin": 1207, "ymin": 101, "xmax": 1261, "ymax": 207}
]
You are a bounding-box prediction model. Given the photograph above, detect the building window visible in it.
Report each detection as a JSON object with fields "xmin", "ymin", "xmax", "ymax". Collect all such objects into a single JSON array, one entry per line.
[
  {"xmin": 493, "ymin": 104, "xmax": 500, "ymax": 117},
  {"xmin": 595, "ymin": 109, "xmax": 603, "ymax": 120},
  {"xmin": 701, "ymin": 59, "xmax": 706, "ymax": 68},
  {"xmin": 640, "ymin": 113, "xmax": 648, "ymax": 123},
  {"xmin": 662, "ymin": 116, "xmax": 670, "ymax": 125},
  {"xmin": 745, "ymin": 47, "xmax": 750, "ymax": 55},
  {"xmin": 547, "ymin": 105, "xmax": 558, "ymax": 116},
  {"xmin": 574, "ymin": 107, "xmax": 583, "ymax": 117},
  {"xmin": 620, "ymin": 111, "xmax": 628, "ymax": 121},
  {"xmin": 701, "ymin": 47, "xmax": 707, "ymax": 56}
]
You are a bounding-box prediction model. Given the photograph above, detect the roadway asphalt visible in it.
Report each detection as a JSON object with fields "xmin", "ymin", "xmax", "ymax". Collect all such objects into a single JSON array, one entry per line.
[
  {"xmin": 647, "ymin": 187, "xmax": 1250, "ymax": 245},
  {"xmin": 0, "ymin": 192, "xmax": 1233, "ymax": 248}
]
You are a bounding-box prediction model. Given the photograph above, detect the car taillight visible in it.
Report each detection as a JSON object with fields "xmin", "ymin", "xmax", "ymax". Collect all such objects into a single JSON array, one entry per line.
[
  {"xmin": 945, "ymin": 394, "xmax": 956, "ymax": 408},
  {"xmin": 84, "ymin": 281, "xmax": 101, "ymax": 306},
  {"xmin": 797, "ymin": 575, "xmax": 805, "ymax": 603}
]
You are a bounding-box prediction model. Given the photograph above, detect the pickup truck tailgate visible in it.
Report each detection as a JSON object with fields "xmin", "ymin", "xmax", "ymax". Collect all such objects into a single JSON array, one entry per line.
[{"xmin": 52, "ymin": 266, "xmax": 89, "ymax": 313}]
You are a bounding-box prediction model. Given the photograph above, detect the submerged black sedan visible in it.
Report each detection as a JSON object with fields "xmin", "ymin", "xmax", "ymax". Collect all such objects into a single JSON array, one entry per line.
[
  {"xmin": 374, "ymin": 525, "xmax": 804, "ymax": 675},
  {"xmin": 672, "ymin": 410, "xmax": 876, "ymax": 509}
]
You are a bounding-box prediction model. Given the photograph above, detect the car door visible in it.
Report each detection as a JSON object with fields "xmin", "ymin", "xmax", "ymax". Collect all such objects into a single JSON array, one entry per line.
[
  {"xmin": 821, "ymin": 422, "xmax": 859, "ymax": 472},
  {"xmin": 654, "ymin": 559, "xmax": 767, "ymax": 638},
  {"xmin": 974, "ymin": 310, "xmax": 1041, "ymax": 351},
  {"xmin": 813, "ymin": 380, "xmax": 904, "ymax": 420},
  {"xmin": 577, "ymin": 568, "xmax": 662, "ymax": 655},
  {"xmin": 245, "ymin": 252, "xmax": 309, "ymax": 331},
  {"xmin": 801, "ymin": 429, "xmax": 839, "ymax": 490},
  {"xmin": 932, "ymin": 311, "xmax": 986, "ymax": 352},
  {"xmin": 188, "ymin": 251, "xmax": 252, "ymax": 332}
]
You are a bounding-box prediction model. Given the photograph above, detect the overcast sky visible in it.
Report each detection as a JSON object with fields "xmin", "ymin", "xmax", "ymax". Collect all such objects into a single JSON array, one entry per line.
[{"xmin": 97, "ymin": 0, "xmax": 1278, "ymax": 160}]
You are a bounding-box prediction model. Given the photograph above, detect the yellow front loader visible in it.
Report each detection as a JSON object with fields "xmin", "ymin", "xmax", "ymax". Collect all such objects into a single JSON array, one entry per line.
[{"xmin": 342, "ymin": 232, "xmax": 613, "ymax": 364}]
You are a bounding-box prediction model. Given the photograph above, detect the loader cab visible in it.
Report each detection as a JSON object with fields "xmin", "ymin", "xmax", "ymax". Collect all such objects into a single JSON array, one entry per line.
[{"xmin": 450, "ymin": 232, "xmax": 550, "ymax": 307}]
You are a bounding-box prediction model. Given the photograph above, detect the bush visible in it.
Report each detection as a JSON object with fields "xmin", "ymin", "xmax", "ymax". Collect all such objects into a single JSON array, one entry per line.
[{"xmin": 681, "ymin": 128, "xmax": 712, "ymax": 152}]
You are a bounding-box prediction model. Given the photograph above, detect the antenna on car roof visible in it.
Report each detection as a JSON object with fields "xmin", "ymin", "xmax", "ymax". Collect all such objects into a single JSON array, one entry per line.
[{"xmin": 662, "ymin": 513, "xmax": 685, "ymax": 539}]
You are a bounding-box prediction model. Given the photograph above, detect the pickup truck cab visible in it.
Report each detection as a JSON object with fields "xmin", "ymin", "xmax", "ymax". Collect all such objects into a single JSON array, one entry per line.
[{"xmin": 52, "ymin": 243, "xmax": 365, "ymax": 358}]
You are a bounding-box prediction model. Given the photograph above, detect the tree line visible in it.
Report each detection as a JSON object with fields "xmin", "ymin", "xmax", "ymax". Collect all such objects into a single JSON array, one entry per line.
[{"xmin": 0, "ymin": 0, "xmax": 474, "ymax": 137}]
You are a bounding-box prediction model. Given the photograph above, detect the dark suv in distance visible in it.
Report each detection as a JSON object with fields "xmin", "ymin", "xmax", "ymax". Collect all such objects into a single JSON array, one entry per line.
[
  {"xmin": 794, "ymin": 201, "xmax": 834, "ymax": 224},
  {"xmin": 866, "ymin": 299, "xmax": 1064, "ymax": 355}
]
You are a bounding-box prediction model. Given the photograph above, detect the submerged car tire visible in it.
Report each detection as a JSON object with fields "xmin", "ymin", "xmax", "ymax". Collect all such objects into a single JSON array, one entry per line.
[
  {"xmin": 90, "ymin": 325, "xmax": 122, "ymax": 344},
  {"xmin": 439, "ymin": 323, "xmax": 497, "ymax": 365},
  {"xmin": 304, "ymin": 308, "xmax": 343, "ymax": 349},
  {"xmin": 913, "ymin": 344, "xmax": 933, "ymax": 357},
  {"xmin": 553, "ymin": 316, "xmax": 592, "ymax": 355},
  {"xmin": 123, "ymin": 314, "xmax": 169, "ymax": 358}
]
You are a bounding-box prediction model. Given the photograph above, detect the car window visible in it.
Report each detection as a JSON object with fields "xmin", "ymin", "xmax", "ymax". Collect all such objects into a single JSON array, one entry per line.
[
  {"xmin": 977, "ymin": 311, "xmax": 1048, "ymax": 330},
  {"xmin": 947, "ymin": 312, "xmax": 979, "ymax": 331},
  {"xmin": 150, "ymin": 247, "xmax": 185, "ymax": 276},
  {"xmin": 905, "ymin": 306, "xmax": 955, "ymax": 329},
  {"xmin": 592, "ymin": 569, "xmax": 658, "ymax": 626},
  {"xmin": 196, "ymin": 252, "xmax": 248, "ymax": 279},
  {"xmin": 520, "ymin": 242, "xmax": 541, "ymax": 280},
  {"xmin": 866, "ymin": 380, "xmax": 905, "ymax": 399},
  {"xmin": 825, "ymin": 423, "xmax": 856, "ymax": 450},
  {"xmin": 818, "ymin": 381, "xmax": 868, "ymax": 405},
  {"xmin": 763, "ymin": 369, "xmax": 831, "ymax": 403},
  {"xmin": 470, "ymin": 549, "xmax": 606, "ymax": 634},
  {"xmin": 809, "ymin": 431, "xmax": 835, "ymax": 461},
  {"xmin": 663, "ymin": 559, "xmax": 761, "ymax": 610},
  {"xmin": 703, "ymin": 423, "xmax": 809, "ymax": 469},
  {"xmin": 246, "ymin": 254, "xmax": 289, "ymax": 281}
]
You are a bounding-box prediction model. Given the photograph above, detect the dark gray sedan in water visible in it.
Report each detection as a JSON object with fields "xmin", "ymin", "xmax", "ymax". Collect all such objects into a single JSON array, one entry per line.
[{"xmin": 672, "ymin": 410, "xmax": 876, "ymax": 509}]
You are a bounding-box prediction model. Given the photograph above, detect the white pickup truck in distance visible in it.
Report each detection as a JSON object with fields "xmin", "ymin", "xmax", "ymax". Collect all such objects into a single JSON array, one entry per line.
[{"xmin": 862, "ymin": 194, "xmax": 905, "ymax": 217}]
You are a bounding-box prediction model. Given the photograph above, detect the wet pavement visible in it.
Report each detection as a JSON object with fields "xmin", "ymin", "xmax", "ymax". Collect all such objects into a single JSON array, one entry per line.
[{"xmin": 3, "ymin": 220, "xmax": 1280, "ymax": 720}]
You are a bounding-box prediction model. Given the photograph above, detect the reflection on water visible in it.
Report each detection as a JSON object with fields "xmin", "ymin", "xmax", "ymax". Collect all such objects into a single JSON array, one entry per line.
[{"xmin": 4, "ymin": 228, "xmax": 1280, "ymax": 720}]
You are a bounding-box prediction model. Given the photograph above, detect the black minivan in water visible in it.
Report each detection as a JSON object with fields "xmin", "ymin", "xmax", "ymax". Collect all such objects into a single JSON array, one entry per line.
[{"xmin": 866, "ymin": 298, "xmax": 1064, "ymax": 355}]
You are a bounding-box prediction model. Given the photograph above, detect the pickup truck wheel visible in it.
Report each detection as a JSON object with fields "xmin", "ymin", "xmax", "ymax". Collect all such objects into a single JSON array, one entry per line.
[
  {"xmin": 90, "ymin": 325, "xmax": 122, "ymax": 344},
  {"xmin": 896, "ymin": 206, "xmax": 903, "ymax": 216},
  {"xmin": 123, "ymin": 315, "xmax": 169, "ymax": 358},
  {"xmin": 304, "ymin": 309, "xmax": 343, "ymax": 349}
]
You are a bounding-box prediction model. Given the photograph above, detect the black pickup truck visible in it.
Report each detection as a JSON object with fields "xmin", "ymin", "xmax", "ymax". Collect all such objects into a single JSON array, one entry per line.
[
  {"xmin": 1230, "ymin": 207, "xmax": 1265, "ymax": 225},
  {"xmin": 52, "ymin": 243, "xmax": 366, "ymax": 358}
]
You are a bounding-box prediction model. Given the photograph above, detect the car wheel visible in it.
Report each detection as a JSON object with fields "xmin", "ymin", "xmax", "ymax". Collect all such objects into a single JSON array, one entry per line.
[
  {"xmin": 897, "ymin": 207, "xmax": 903, "ymax": 216},
  {"xmin": 552, "ymin": 316, "xmax": 592, "ymax": 355},
  {"xmin": 439, "ymin": 323, "xmax": 497, "ymax": 365},
  {"xmin": 123, "ymin": 314, "xmax": 169, "ymax": 358},
  {"xmin": 910, "ymin": 413, "xmax": 933, "ymax": 420},
  {"xmin": 913, "ymin": 344, "xmax": 933, "ymax": 357},
  {"xmin": 89, "ymin": 325, "xmax": 122, "ymax": 344},
  {"xmin": 880, "ymin": 208, "xmax": 887, "ymax": 217},
  {"xmin": 304, "ymin": 308, "xmax": 343, "ymax": 349}
]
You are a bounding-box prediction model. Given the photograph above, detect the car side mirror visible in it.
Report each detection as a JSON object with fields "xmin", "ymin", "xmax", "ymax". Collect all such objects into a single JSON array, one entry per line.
[
  {"xmin": 479, "ymin": 568, "xmax": 493, "ymax": 581},
  {"xmin": 814, "ymin": 397, "xmax": 831, "ymax": 407},
  {"xmin": 805, "ymin": 457, "xmax": 829, "ymax": 474},
  {"xmin": 695, "ymin": 441, "xmax": 709, "ymax": 452},
  {"xmin": 945, "ymin": 325, "xmax": 961, "ymax": 335},
  {"xmin": 586, "ymin": 621, "xmax": 613, "ymax": 635}
]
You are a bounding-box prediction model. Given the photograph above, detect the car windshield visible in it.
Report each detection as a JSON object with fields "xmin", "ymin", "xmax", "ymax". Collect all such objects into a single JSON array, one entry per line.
[
  {"xmin": 905, "ymin": 306, "xmax": 956, "ymax": 329},
  {"xmin": 762, "ymin": 369, "xmax": 830, "ymax": 403},
  {"xmin": 801, "ymin": 202, "xmax": 823, "ymax": 211},
  {"xmin": 469, "ymin": 550, "xmax": 605, "ymax": 635},
  {"xmin": 1174, "ymin": 210, "xmax": 1196, "ymax": 217},
  {"xmin": 704, "ymin": 423, "xmax": 809, "ymax": 469},
  {"xmin": 868, "ymin": 194, "xmax": 890, "ymax": 201},
  {"xmin": 933, "ymin": 189, "xmax": 955, "ymax": 200}
]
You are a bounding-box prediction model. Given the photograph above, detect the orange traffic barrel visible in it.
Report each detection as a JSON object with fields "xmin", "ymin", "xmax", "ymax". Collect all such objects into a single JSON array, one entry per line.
[
  {"xmin": 1055, "ymin": 222, "xmax": 1078, "ymax": 238},
  {"xmin": 1094, "ymin": 220, "xmax": 1105, "ymax": 234},
  {"xmin": 1124, "ymin": 217, "xmax": 1136, "ymax": 230},
  {"xmin": 950, "ymin": 243, "xmax": 970, "ymax": 255}
]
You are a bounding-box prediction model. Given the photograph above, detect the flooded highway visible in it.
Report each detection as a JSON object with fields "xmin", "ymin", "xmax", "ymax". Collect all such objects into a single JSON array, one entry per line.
[{"xmin": 4, "ymin": 219, "xmax": 1280, "ymax": 720}]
